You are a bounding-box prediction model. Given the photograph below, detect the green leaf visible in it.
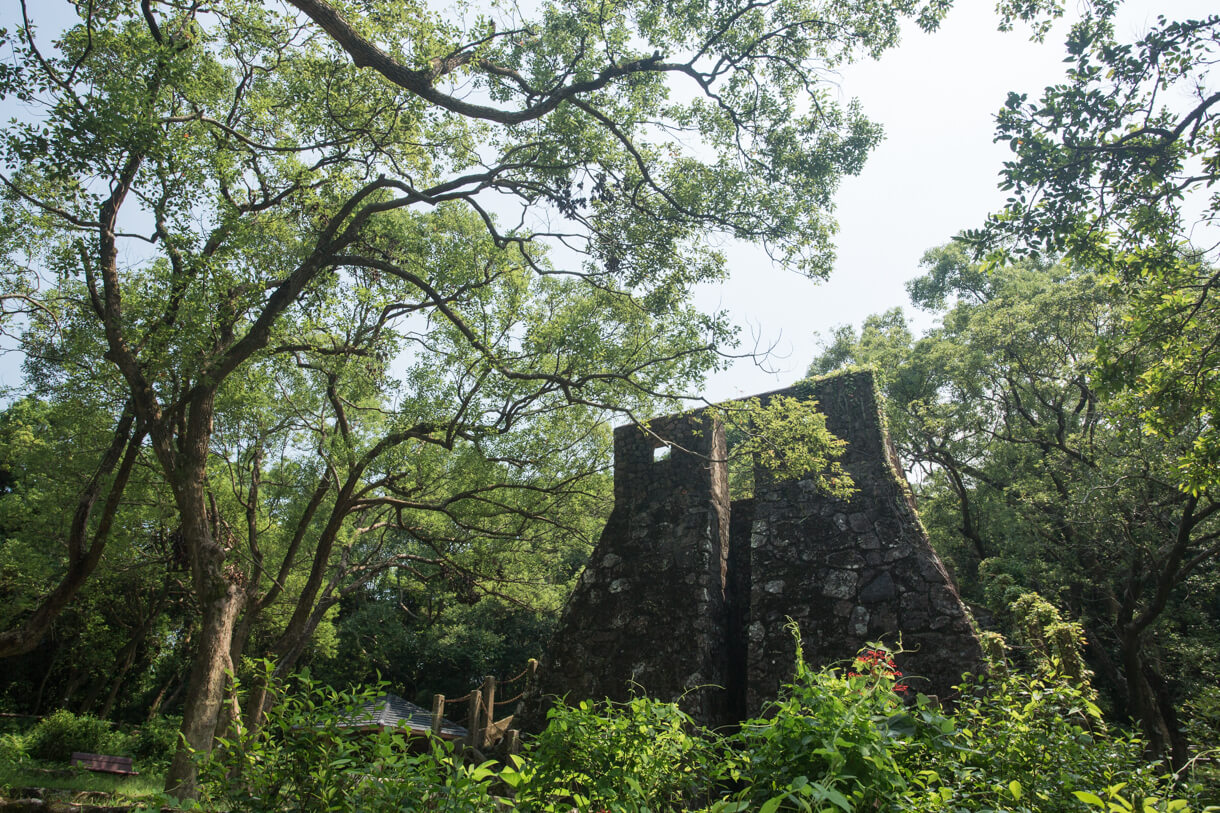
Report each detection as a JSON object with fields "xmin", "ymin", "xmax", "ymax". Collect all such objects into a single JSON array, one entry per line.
[
  {"xmin": 820, "ymin": 787, "xmax": 853, "ymax": 812},
  {"xmin": 759, "ymin": 794, "xmax": 787, "ymax": 813},
  {"xmin": 1074, "ymin": 791, "xmax": 1107, "ymax": 807}
]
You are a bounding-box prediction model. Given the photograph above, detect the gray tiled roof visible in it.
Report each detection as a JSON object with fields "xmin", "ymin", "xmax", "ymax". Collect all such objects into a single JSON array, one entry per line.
[{"xmin": 344, "ymin": 693, "xmax": 467, "ymax": 740}]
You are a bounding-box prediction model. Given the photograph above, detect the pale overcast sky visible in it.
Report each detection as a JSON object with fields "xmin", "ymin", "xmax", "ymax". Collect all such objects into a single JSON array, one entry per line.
[{"xmin": 699, "ymin": 2, "xmax": 1215, "ymax": 401}]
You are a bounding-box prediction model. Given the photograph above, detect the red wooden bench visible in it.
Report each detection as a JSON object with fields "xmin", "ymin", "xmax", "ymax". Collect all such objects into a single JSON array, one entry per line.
[{"xmin": 70, "ymin": 752, "xmax": 138, "ymax": 776}]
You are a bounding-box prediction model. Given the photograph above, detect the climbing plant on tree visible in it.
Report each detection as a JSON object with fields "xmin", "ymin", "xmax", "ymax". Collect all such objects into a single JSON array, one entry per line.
[{"xmin": 0, "ymin": 0, "xmax": 955, "ymax": 797}]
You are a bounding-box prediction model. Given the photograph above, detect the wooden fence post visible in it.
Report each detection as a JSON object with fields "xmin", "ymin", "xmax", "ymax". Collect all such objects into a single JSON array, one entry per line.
[
  {"xmin": 506, "ymin": 729, "xmax": 521, "ymax": 756},
  {"xmin": 480, "ymin": 675, "xmax": 496, "ymax": 747},
  {"xmin": 466, "ymin": 689, "xmax": 482, "ymax": 748},
  {"xmin": 430, "ymin": 693, "xmax": 445, "ymax": 737}
]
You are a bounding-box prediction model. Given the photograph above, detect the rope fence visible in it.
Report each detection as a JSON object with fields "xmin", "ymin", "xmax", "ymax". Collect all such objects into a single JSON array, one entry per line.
[
  {"xmin": 494, "ymin": 690, "xmax": 525, "ymax": 706},
  {"xmin": 498, "ymin": 664, "xmax": 533, "ymax": 686},
  {"xmin": 429, "ymin": 658, "xmax": 539, "ymax": 753}
]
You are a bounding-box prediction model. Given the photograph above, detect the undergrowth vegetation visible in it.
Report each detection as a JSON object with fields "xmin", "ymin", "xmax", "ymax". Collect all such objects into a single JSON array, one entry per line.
[
  {"xmin": 0, "ymin": 711, "xmax": 175, "ymax": 803},
  {"xmin": 1, "ymin": 710, "xmax": 181, "ymax": 767},
  {"xmin": 180, "ymin": 627, "xmax": 1219, "ymax": 813},
  {"xmin": 24, "ymin": 709, "xmax": 125, "ymax": 762},
  {"xmin": 5, "ymin": 626, "xmax": 1211, "ymax": 811}
]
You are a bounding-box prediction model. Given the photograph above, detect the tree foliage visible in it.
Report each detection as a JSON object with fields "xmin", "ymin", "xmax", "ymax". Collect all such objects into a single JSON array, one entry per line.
[
  {"xmin": 716, "ymin": 393, "xmax": 853, "ymax": 500},
  {"xmin": 0, "ymin": 0, "xmax": 953, "ymax": 795},
  {"xmin": 967, "ymin": 2, "xmax": 1220, "ymax": 491},
  {"xmin": 976, "ymin": 3, "xmax": 1218, "ymax": 262},
  {"xmin": 811, "ymin": 246, "xmax": 1220, "ymax": 767}
]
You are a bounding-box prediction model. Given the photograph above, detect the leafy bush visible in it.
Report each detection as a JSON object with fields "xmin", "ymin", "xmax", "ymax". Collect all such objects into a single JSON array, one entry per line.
[
  {"xmin": 0, "ymin": 732, "xmax": 26, "ymax": 765},
  {"xmin": 129, "ymin": 715, "xmax": 182, "ymax": 766},
  {"xmin": 901, "ymin": 670, "xmax": 1164, "ymax": 812},
  {"xmin": 1183, "ymin": 685, "xmax": 1220, "ymax": 802},
  {"xmin": 26, "ymin": 709, "xmax": 120, "ymax": 762},
  {"xmin": 198, "ymin": 668, "xmax": 502, "ymax": 812},
  {"xmin": 716, "ymin": 639, "xmax": 919, "ymax": 812},
  {"xmin": 514, "ymin": 695, "xmax": 717, "ymax": 811},
  {"xmin": 711, "ymin": 628, "xmax": 1200, "ymax": 813}
]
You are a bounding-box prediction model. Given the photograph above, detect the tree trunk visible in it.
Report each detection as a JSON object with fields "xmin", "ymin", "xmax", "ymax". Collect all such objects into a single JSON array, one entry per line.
[
  {"xmin": 0, "ymin": 411, "xmax": 142, "ymax": 658},
  {"xmin": 101, "ymin": 588, "xmax": 169, "ymax": 720},
  {"xmin": 33, "ymin": 646, "xmax": 60, "ymax": 714},
  {"xmin": 145, "ymin": 668, "xmax": 178, "ymax": 721},
  {"xmin": 1120, "ymin": 630, "xmax": 1181, "ymax": 767},
  {"xmin": 210, "ymin": 615, "xmax": 255, "ymax": 744},
  {"xmin": 58, "ymin": 666, "xmax": 88, "ymax": 710},
  {"xmin": 162, "ymin": 395, "xmax": 245, "ymax": 800},
  {"xmin": 79, "ymin": 672, "xmax": 106, "ymax": 716},
  {"xmin": 100, "ymin": 629, "xmax": 146, "ymax": 719},
  {"xmin": 149, "ymin": 666, "xmax": 189, "ymax": 721},
  {"xmin": 1082, "ymin": 621, "xmax": 1128, "ymax": 719},
  {"xmin": 1145, "ymin": 660, "xmax": 1189, "ymax": 769},
  {"xmin": 164, "ymin": 562, "xmax": 243, "ymax": 798}
]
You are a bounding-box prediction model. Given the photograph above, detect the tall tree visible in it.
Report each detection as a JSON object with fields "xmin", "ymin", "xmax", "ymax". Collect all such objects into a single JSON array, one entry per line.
[
  {"xmin": 0, "ymin": 0, "xmax": 950, "ymax": 795},
  {"xmin": 970, "ymin": 2, "xmax": 1220, "ymax": 491}
]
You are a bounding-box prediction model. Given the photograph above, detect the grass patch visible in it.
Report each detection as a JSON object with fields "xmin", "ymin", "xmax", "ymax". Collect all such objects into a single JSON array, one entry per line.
[
  {"xmin": 0, "ymin": 760, "xmax": 165, "ymax": 802},
  {"xmin": 0, "ymin": 710, "xmax": 179, "ymax": 803}
]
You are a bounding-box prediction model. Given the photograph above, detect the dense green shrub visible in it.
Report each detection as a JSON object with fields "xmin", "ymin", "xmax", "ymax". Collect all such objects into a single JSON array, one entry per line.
[
  {"xmin": 26, "ymin": 709, "xmax": 120, "ymax": 762},
  {"xmin": 129, "ymin": 715, "xmax": 182, "ymax": 766},
  {"xmin": 901, "ymin": 671, "xmax": 1165, "ymax": 812},
  {"xmin": 717, "ymin": 642, "xmax": 916, "ymax": 812},
  {"xmin": 514, "ymin": 695, "xmax": 717, "ymax": 811},
  {"xmin": 194, "ymin": 645, "xmax": 1215, "ymax": 812},
  {"xmin": 708, "ymin": 628, "xmax": 1205, "ymax": 812},
  {"xmin": 0, "ymin": 732, "xmax": 26, "ymax": 765},
  {"xmin": 197, "ymin": 669, "xmax": 502, "ymax": 812},
  {"xmin": 1183, "ymin": 685, "xmax": 1220, "ymax": 801}
]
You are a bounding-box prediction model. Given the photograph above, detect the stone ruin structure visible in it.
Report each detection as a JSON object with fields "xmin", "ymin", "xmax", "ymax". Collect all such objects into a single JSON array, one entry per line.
[{"xmin": 522, "ymin": 369, "xmax": 982, "ymax": 729}]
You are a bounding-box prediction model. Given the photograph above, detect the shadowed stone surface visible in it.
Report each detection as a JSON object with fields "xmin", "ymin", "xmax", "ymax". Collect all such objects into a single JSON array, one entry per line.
[
  {"xmin": 523, "ymin": 369, "xmax": 982, "ymax": 729},
  {"xmin": 523, "ymin": 411, "xmax": 732, "ymax": 724}
]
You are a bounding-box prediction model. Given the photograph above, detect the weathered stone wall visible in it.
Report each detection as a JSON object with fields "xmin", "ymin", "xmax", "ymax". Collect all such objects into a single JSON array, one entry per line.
[
  {"xmin": 744, "ymin": 372, "xmax": 982, "ymax": 712},
  {"xmin": 523, "ymin": 369, "xmax": 982, "ymax": 730},
  {"xmin": 524, "ymin": 412, "xmax": 732, "ymax": 724}
]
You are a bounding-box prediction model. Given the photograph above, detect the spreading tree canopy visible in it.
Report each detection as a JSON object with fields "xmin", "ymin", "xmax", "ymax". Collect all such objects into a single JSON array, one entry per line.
[{"xmin": 0, "ymin": 0, "xmax": 951, "ymax": 796}]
